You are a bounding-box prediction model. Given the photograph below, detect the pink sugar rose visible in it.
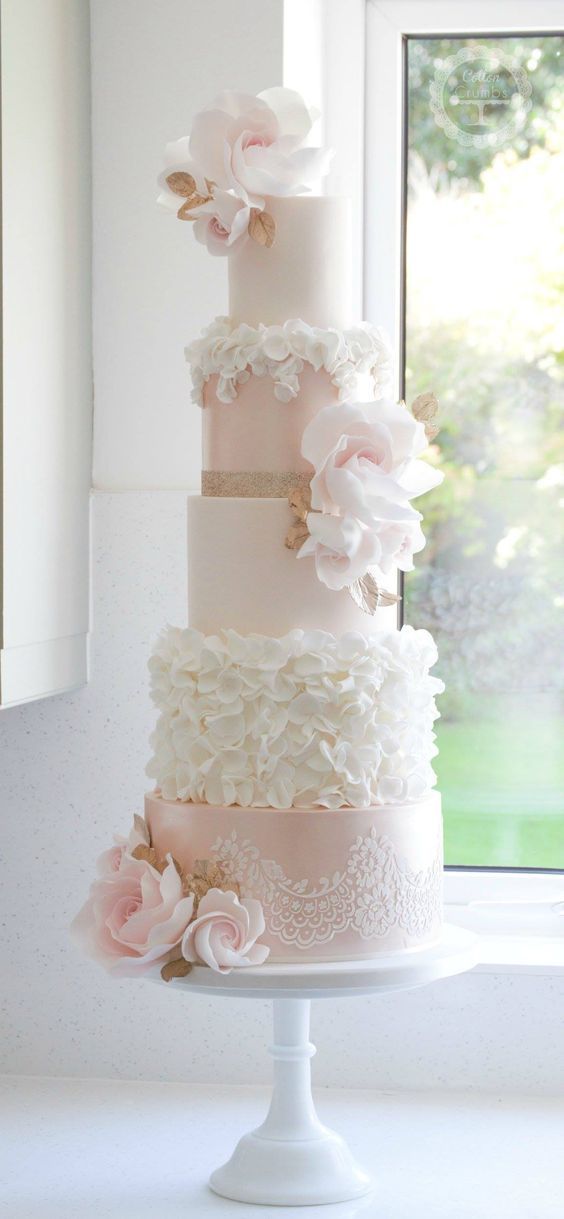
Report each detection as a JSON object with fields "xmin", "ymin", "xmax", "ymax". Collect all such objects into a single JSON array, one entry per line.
[
  {"xmin": 302, "ymin": 400, "xmax": 443, "ymax": 525},
  {"xmin": 193, "ymin": 189, "xmax": 250, "ymax": 257},
  {"xmin": 72, "ymin": 852, "xmax": 195, "ymax": 977},
  {"xmin": 298, "ymin": 399, "xmax": 443, "ymax": 583},
  {"xmin": 189, "ymin": 87, "xmax": 331, "ymax": 207},
  {"xmin": 181, "ymin": 888, "xmax": 270, "ymax": 974},
  {"xmin": 96, "ymin": 814, "xmax": 150, "ymax": 878},
  {"xmin": 298, "ymin": 512, "xmax": 382, "ymax": 592}
]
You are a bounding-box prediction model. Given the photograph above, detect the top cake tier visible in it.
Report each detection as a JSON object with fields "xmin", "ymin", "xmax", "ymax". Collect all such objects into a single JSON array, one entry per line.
[{"xmin": 228, "ymin": 196, "xmax": 352, "ymax": 329}]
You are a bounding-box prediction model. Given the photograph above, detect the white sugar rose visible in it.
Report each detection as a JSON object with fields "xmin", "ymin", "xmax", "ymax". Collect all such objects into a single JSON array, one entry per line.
[
  {"xmin": 302, "ymin": 399, "xmax": 443, "ymax": 524},
  {"xmin": 181, "ymin": 889, "xmax": 270, "ymax": 973},
  {"xmin": 370, "ymin": 517, "xmax": 427, "ymax": 574},
  {"xmin": 297, "ymin": 513, "xmax": 382, "ymax": 591},
  {"xmin": 189, "ymin": 88, "xmax": 331, "ymax": 207},
  {"xmin": 193, "ymin": 190, "xmax": 250, "ymax": 257}
]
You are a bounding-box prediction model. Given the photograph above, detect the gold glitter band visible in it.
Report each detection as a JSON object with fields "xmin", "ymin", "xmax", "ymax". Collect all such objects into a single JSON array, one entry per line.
[{"xmin": 201, "ymin": 470, "xmax": 311, "ymax": 498}]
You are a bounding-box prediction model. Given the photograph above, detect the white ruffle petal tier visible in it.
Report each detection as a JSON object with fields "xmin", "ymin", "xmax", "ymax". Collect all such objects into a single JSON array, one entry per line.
[
  {"xmin": 146, "ymin": 625, "xmax": 444, "ymax": 810},
  {"xmin": 186, "ymin": 316, "xmax": 392, "ymax": 407}
]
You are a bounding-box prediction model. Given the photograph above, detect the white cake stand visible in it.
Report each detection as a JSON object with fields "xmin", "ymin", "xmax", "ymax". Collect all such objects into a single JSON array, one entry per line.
[{"xmin": 161, "ymin": 924, "xmax": 477, "ymax": 1207}]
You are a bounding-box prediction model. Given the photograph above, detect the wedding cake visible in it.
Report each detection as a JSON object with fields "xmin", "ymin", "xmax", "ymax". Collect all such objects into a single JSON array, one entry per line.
[{"xmin": 73, "ymin": 89, "xmax": 444, "ymax": 980}]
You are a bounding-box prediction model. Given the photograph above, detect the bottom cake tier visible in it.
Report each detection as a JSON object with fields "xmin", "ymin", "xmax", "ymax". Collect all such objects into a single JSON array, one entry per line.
[{"xmin": 146, "ymin": 791, "xmax": 443, "ymax": 963}]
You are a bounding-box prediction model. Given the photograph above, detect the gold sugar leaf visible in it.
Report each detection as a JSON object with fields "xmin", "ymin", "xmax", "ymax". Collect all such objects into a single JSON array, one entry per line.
[
  {"xmin": 131, "ymin": 843, "xmax": 153, "ymax": 864},
  {"xmin": 411, "ymin": 391, "xmax": 438, "ymax": 421},
  {"xmin": 248, "ymin": 209, "xmax": 276, "ymax": 248},
  {"xmin": 411, "ymin": 391, "xmax": 439, "ymax": 439},
  {"xmin": 181, "ymin": 858, "xmax": 239, "ymax": 907},
  {"xmin": 348, "ymin": 572, "xmax": 401, "ymax": 616},
  {"xmin": 172, "ymin": 856, "xmax": 186, "ymax": 881},
  {"xmin": 161, "ymin": 958, "xmax": 192, "ymax": 983},
  {"xmin": 177, "ymin": 193, "xmax": 213, "ymax": 220},
  {"xmin": 196, "ymin": 859, "xmax": 222, "ymax": 883},
  {"xmin": 197, "ymin": 859, "xmax": 236, "ymax": 893},
  {"xmin": 285, "ymin": 522, "xmax": 309, "ymax": 551},
  {"xmin": 285, "ymin": 483, "xmax": 312, "ymax": 551},
  {"xmin": 180, "ymin": 872, "xmax": 198, "ymax": 899},
  {"xmin": 131, "ymin": 843, "xmax": 166, "ymax": 873},
  {"xmin": 133, "ymin": 813, "xmax": 150, "ymax": 843},
  {"xmin": 348, "ymin": 575, "xmax": 379, "ymax": 616},
  {"xmin": 288, "ymin": 485, "xmax": 312, "ymax": 522},
  {"xmin": 166, "ymin": 171, "xmax": 197, "ymax": 197},
  {"xmin": 376, "ymin": 587, "xmax": 402, "ymax": 608}
]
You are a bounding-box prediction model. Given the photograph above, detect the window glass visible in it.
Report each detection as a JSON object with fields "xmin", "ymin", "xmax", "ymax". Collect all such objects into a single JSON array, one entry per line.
[{"xmin": 405, "ymin": 36, "xmax": 564, "ymax": 867}]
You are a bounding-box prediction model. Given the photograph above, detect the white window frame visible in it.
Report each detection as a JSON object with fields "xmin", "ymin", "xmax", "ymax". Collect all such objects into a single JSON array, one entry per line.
[{"xmin": 285, "ymin": 0, "xmax": 564, "ymax": 966}]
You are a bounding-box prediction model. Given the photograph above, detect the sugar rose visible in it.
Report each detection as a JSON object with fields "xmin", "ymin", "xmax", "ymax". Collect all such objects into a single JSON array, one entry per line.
[
  {"xmin": 72, "ymin": 853, "xmax": 195, "ymax": 977},
  {"xmin": 95, "ymin": 815, "xmax": 150, "ymax": 878},
  {"xmin": 181, "ymin": 888, "xmax": 270, "ymax": 973},
  {"xmin": 372, "ymin": 517, "xmax": 427, "ymax": 574},
  {"xmin": 189, "ymin": 87, "xmax": 331, "ymax": 206},
  {"xmin": 298, "ymin": 512, "xmax": 382, "ymax": 591},
  {"xmin": 193, "ymin": 190, "xmax": 250, "ymax": 256},
  {"xmin": 298, "ymin": 399, "xmax": 443, "ymax": 580},
  {"xmin": 302, "ymin": 399, "xmax": 443, "ymax": 527}
]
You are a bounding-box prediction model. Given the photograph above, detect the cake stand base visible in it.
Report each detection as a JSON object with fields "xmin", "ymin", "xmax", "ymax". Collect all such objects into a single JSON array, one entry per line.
[
  {"xmin": 209, "ymin": 1128, "xmax": 371, "ymax": 1207},
  {"xmin": 209, "ymin": 997, "xmax": 372, "ymax": 1206},
  {"xmin": 162, "ymin": 924, "xmax": 477, "ymax": 1207}
]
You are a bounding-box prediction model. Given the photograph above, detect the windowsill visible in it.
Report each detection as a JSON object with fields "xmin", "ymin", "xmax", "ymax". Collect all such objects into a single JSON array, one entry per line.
[
  {"xmin": 3, "ymin": 1077, "xmax": 562, "ymax": 1218},
  {"xmin": 472, "ymin": 934, "xmax": 564, "ymax": 976},
  {"xmin": 444, "ymin": 873, "xmax": 564, "ymax": 973}
]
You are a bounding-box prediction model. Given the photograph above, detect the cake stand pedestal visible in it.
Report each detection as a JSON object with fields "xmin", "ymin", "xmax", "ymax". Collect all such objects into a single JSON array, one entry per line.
[{"xmin": 164, "ymin": 924, "xmax": 477, "ymax": 1207}]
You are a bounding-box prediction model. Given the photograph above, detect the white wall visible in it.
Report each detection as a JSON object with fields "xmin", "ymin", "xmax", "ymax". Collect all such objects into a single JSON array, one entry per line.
[
  {"xmin": 1, "ymin": 0, "xmax": 92, "ymax": 705},
  {"xmin": 91, "ymin": 0, "xmax": 283, "ymax": 491}
]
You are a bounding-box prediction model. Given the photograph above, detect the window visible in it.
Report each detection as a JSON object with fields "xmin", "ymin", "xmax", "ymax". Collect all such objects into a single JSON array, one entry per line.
[
  {"xmin": 404, "ymin": 32, "xmax": 564, "ymax": 870},
  {"xmin": 365, "ymin": 2, "xmax": 564, "ymax": 882}
]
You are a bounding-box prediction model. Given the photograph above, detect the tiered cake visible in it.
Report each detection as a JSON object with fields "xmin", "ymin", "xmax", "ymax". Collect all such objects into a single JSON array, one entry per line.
[{"xmin": 73, "ymin": 89, "xmax": 444, "ymax": 980}]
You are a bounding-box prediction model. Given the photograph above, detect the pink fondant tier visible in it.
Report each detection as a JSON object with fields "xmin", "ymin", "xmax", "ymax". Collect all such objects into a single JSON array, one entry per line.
[
  {"xmin": 146, "ymin": 792, "xmax": 443, "ymax": 962},
  {"xmin": 228, "ymin": 196, "xmax": 352, "ymax": 328},
  {"xmin": 187, "ymin": 495, "xmax": 398, "ymax": 636},
  {"xmin": 203, "ymin": 366, "xmax": 341, "ymax": 474}
]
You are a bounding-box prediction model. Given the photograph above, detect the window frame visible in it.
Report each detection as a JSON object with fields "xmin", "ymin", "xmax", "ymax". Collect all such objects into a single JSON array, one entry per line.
[
  {"xmin": 285, "ymin": 0, "xmax": 564, "ymax": 955},
  {"xmin": 366, "ymin": 0, "xmax": 564, "ymax": 937}
]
